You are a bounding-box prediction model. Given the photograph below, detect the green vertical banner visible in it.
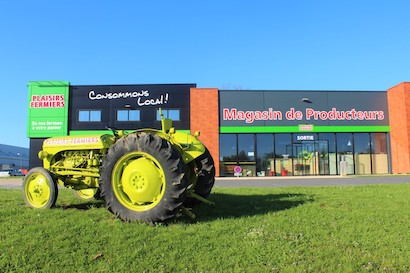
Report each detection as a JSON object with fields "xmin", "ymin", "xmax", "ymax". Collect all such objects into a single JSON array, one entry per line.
[{"xmin": 27, "ymin": 81, "xmax": 70, "ymax": 138}]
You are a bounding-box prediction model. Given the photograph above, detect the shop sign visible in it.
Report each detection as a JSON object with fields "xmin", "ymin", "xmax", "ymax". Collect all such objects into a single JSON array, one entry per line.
[
  {"xmin": 222, "ymin": 107, "xmax": 385, "ymax": 123},
  {"xmin": 88, "ymin": 89, "xmax": 170, "ymax": 107},
  {"xmin": 305, "ymin": 108, "xmax": 384, "ymax": 121},
  {"xmin": 299, "ymin": 124, "xmax": 314, "ymax": 131},
  {"xmin": 44, "ymin": 136, "xmax": 100, "ymax": 146},
  {"xmin": 30, "ymin": 94, "xmax": 65, "ymax": 108},
  {"xmin": 27, "ymin": 81, "xmax": 69, "ymax": 138},
  {"xmin": 296, "ymin": 135, "xmax": 314, "ymax": 141}
]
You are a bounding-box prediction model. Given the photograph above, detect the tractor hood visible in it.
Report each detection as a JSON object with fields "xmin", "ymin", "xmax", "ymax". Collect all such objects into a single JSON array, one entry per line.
[{"xmin": 42, "ymin": 135, "xmax": 115, "ymax": 151}]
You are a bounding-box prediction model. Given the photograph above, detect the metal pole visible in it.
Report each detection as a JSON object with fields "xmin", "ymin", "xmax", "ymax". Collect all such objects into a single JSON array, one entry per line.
[{"xmin": 17, "ymin": 153, "xmax": 22, "ymax": 169}]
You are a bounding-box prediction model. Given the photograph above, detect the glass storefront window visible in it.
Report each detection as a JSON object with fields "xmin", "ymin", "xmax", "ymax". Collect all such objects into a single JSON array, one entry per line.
[
  {"xmin": 337, "ymin": 133, "xmax": 354, "ymax": 175},
  {"xmin": 354, "ymin": 133, "xmax": 371, "ymax": 174},
  {"xmin": 238, "ymin": 134, "xmax": 255, "ymax": 162},
  {"xmin": 256, "ymin": 134, "xmax": 274, "ymax": 177},
  {"xmin": 319, "ymin": 133, "xmax": 336, "ymax": 175},
  {"xmin": 238, "ymin": 134, "xmax": 255, "ymax": 176},
  {"xmin": 219, "ymin": 134, "xmax": 237, "ymax": 176},
  {"xmin": 371, "ymin": 133, "xmax": 388, "ymax": 174},
  {"xmin": 275, "ymin": 134, "xmax": 292, "ymax": 176},
  {"xmin": 219, "ymin": 132, "xmax": 389, "ymax": 177},
  {"xmin": 292, "ymin": 134, "xmax": 318, "ymax": 176}
]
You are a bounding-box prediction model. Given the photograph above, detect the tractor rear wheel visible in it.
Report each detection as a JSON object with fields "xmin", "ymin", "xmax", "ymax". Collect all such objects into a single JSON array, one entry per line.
[
  {"xmin": 193, "ymin": 148, "xmax": 215, "ymax": 198},
  {"xmin": 22, "ymin": 167, "xmax": 58, "ymax": 209},
  {"xmin": 99, "ymin": 132, "xmax": 188, "ymax": 223},
  {"xmin": 186, "ymin": 148, "xmax": 215, "ymax": 207}
]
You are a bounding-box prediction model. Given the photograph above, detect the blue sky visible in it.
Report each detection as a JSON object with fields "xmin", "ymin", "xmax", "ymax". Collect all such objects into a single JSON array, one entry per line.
[{"xmin": 1, "ymin": 1, "xmax": 409, "ymax": 148}]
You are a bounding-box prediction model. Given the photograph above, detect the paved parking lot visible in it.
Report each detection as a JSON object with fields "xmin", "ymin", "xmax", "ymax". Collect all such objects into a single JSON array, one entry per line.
[
  {"xmin": 2, "ymin": 175, "xmax": 410, "ymax": 190},
  {"xmin": 214, "ymin": 175, "xmax": 410, "ymax": 187},
  {"xmin": 0, "ymin": 178, "xmax": 24, "ymax": 189}
]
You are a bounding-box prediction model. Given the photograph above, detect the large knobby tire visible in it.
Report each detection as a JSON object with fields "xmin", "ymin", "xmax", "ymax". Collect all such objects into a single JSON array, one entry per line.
[
  {"xmin": 22, "ymin": 167, "xmax": 58, "ymax": 209},
  {"xmin": 194, "ymin": 148, "xmax": 215, "ymax": 198},
  {"xmin": 99, "ymin": 132, "xmax": 188, "ymax": 223},
  {"xmin": 185, "ymin": 148, "xmax": 215, "ymax": 207}
]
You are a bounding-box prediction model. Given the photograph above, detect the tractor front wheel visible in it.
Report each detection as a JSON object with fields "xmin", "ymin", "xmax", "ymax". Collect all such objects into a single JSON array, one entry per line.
[
  {"xmin": 22, "ymin": 167, "xmax": 58, "ymax": 209},
  {"xmin": 99, "ymin": 132, "xmax": 188, "ymax": 223}
]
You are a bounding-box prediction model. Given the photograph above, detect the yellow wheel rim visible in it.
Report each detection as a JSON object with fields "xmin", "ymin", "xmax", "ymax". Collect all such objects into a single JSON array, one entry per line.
[
  {"xmin": 112, "ymin": 151, "xmax": 166, "ymax": 212},
  {"xmin": 75, "ymin": 188, "xmax": 97, "ymax": 199},
  {"xmin": 24, "ymin": 173, "xmax": 52, "ymax": 208}
]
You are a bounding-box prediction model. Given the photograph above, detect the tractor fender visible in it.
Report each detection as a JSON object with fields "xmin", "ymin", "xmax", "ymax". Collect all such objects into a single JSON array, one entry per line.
[
  {"xmin": 171, "ymin": 131, "xmax": 206, "ymax": 164},
  {"xmin": 133, "ymin": 129, "xmax": 206, "ymax": 164}
]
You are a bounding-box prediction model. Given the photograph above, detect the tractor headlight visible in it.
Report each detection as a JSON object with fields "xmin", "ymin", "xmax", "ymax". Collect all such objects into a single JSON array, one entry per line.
[{"xmin": 38, "ymin": 150, "xmax": 49, "ymax": 160}]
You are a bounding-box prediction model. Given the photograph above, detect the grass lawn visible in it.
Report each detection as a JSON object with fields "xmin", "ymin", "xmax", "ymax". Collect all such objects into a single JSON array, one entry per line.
[{"xmin": 0, "ymin": 184, "xmax": 409, "ymax": 272}]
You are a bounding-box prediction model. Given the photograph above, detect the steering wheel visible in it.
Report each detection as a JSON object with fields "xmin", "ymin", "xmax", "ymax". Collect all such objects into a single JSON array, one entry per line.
[{"xmin": 105, "ymin": 126, "xmax": 122, "ymax": 138}]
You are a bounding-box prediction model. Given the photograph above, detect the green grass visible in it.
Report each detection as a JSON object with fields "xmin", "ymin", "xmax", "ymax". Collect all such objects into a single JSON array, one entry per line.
[{"xmin": 1, "ymin": 184, "xmax": 409, "ymax": 272}]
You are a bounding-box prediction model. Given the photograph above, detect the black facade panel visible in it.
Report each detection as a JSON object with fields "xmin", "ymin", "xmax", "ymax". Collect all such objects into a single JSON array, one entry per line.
[
  {"xmin": 29, "ymin": 138, "xmax": 45, "ymax": 168},
  {"xmin": 69, "ymin": 84, "xmax": 195, "ymax": 131}
]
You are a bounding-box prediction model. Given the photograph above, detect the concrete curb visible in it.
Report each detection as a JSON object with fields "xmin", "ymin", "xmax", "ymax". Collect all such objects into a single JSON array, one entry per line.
[{"xmin": 2, "ymin": 175, "xmax": 410, "ymax": 189}]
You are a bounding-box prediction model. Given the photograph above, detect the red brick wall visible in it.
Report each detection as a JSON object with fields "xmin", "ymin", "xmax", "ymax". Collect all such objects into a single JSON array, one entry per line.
[
  {"xmin": 387, "ymin": 82, "xmax": 410, "ymax": 173},
  {"xmin": 190, "ymin": 88, "xmax": 220, "ymax": 176}
]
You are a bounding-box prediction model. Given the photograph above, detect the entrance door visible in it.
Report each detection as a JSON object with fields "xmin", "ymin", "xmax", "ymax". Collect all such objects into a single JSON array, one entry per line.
[
  {"xmin": 292, "ymin": 141, "xmax": 329, "ymax": 175},
  {"xmin": 316, "ymin": 140, "xmax": 330, "ymax": 175}
]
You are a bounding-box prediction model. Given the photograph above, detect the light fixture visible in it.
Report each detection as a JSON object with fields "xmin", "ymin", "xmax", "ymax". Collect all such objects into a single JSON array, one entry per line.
[
  {"xmin": 125, "ymin": 104, "xmax": 131, "ymax": 108},
  {"xmin": 302, "ymin": 98, "xmax": 312, "ymax": 103}
]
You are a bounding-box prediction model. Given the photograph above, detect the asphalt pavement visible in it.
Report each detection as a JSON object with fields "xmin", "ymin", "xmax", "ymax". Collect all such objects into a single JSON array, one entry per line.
[
  {"xmin": 2, "ymin": 175, "xmax": 410, "ymax": 190},
  {"xmin": 0, "ymin": 177, "xmax": 24, "ymax": 189},
  {"xmin": 214, "ymin": 174, "xmax": 410, "ymax": 188}
]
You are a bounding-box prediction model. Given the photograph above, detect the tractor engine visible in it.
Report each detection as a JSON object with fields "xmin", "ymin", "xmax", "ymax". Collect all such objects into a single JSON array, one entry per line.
[
  {"xmin": 60, "ymin": 150, "xmax": 100, "ymax": 169},
  {"xmin": 50, "ymin": 150, "xmax": 103, "ymax": 188},
  {"xmin": 37, "ymin": 135, "xmax": 115, "ymax": 189}
]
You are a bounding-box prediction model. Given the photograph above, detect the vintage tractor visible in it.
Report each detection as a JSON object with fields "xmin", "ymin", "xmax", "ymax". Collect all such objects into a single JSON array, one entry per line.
[{"xmin": 22, "ymin": 111, "xmax": 215, "ymax": 223}]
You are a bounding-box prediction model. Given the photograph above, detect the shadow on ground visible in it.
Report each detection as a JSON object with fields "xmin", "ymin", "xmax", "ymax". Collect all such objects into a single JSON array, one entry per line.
[
  {"xmin": 188, "ymin": 192, "xmax": 313, "ymax": 222},
  {"xmin": 53, "ymin": 192, "xmax": 312, "ymax": 222},
  {"xmin": 57, "ymin": 200, "xmax": 106, "ymax": 210}
]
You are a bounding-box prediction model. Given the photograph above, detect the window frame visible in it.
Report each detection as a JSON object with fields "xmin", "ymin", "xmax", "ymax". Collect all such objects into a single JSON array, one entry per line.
[
  {"xmin": 116, "ymin": 109, "xmax": 141, "ymax": 122},
  {"xmin": 78, "ymin": 109, "xmax": 102, "ymax": 122},
  {"xmin": 156, "ymin": 109, "xmax": 181, "ymax": 121}
]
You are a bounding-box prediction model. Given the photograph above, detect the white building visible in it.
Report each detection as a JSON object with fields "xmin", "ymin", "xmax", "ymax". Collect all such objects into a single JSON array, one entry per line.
[{"xmin": 0, "ymin": 144, "xmax": 29, "ymax": 170}]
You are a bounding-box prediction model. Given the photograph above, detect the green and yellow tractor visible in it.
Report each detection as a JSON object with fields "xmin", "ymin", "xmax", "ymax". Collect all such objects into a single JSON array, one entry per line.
[{"xmin": 22, "ymin": 111, "xmax": 215, "ymax": 223}]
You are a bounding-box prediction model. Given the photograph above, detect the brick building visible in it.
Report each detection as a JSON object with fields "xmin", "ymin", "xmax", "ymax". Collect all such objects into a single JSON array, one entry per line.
[{"xmin": 27, "ymin": 81, "xmax": 410, "ymax": 176}]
